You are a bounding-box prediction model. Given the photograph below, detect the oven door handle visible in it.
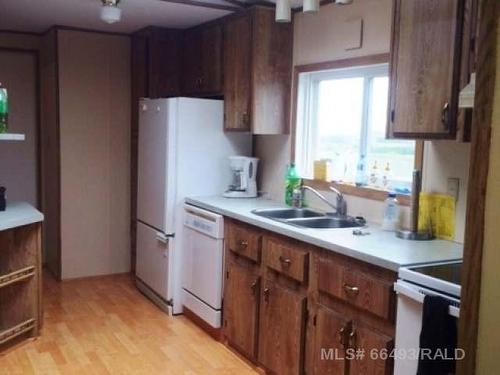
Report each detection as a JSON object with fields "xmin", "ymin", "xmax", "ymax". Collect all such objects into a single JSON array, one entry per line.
[{"xmin": 394, "ymin": 281, "xmax": 460, "ymax": 318}]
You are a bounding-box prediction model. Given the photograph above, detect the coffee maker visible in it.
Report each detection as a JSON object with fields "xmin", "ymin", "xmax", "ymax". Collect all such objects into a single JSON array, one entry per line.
[{"xmin": 223, "ymin": 156, "xmax": 259, "ymax": 198}]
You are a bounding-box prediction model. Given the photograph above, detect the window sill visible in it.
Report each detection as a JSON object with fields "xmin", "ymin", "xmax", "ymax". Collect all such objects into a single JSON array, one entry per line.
[{"xmin": 303, "ymin": 179, "xmax": 411, "ymax": 207}]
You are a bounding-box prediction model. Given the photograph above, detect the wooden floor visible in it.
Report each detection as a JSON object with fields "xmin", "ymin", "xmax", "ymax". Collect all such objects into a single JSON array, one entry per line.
[{"xmin": 0, "ymin": 272, "xmax": 259, "ymax": 374}]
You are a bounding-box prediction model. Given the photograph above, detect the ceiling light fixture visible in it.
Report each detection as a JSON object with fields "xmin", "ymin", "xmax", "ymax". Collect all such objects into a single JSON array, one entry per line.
[
  {"xmin": 275, "ymin": 0, "xmax": 291, "ymax": 23},
  {"xmin": 100, "ymin": 0, "xmax": 122, "ymax": 24},
  {"xmin": 276, "ymin": 0, "xmax": 353, "ymax": 22}
]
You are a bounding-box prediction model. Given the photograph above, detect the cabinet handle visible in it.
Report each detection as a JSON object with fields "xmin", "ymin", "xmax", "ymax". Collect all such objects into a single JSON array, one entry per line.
[
  {"xmin": 263, "ymin": 288, "xmax": 270, "ymax": 303},
  {"xmin": 278, "ymin": 256, "xmax": 292, "ymax": 267},
  {"xmin": 250, "ymin": 280, "xmax": 258, "ymax": 295},
  {"xmin": 441, "ymin": 102, "xmax": 450, "ymax": 130},
  {"xmin": 348, "ymin": 325, "xmax": 357, "ymax": 349},
  {"xmin": 238, "ymin": 240, "xmax": 248, "ymax": 250},
  {"xmin": 337, "ymin": 326, "xmax": 347, "ymax": 348},
  {"xmin": 241, "ymin": 112, "xmax": 249, "ymax": 128},
  {"xmin": 343, "ymin": 283, "xmax": 360, "ymax": 297}
]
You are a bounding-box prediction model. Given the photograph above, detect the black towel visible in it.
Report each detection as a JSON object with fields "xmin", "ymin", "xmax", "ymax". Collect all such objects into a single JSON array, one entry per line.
[{"xmin": 417, "ymin": 295, "xmax": 457, "ymax": 375}]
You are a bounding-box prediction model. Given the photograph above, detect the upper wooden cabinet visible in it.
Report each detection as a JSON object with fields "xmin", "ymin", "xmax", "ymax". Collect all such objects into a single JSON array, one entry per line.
[
  {"xmin": 132, "ymin": 27, "xmax": 182, "ymax": 99},
  {"xmin": 388, "ymin": 0, "xmax": 466, "ymax": 139},
  {"xmin": 223, "ymin": 7, "xmax": 293, "ymax": 134},
  {"xmin": 182, "ymin": 23, "xmax": 223, "ymax": 96}
]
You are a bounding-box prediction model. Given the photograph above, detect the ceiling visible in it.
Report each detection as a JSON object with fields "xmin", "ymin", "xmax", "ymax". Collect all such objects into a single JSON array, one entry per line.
[{"xmin": 0, "ymin": 0, "xmax": 242, "ymax": 34}]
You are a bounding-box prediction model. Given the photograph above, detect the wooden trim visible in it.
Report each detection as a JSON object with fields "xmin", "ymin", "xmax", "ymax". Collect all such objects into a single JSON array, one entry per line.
[
  {"xmin": 291, "ymin": 54, "xmax": 390, "ymax": 162},
  {"xmin": 156, "ymin": 0, "xmax": 241, "ymax": 11},
  {"xmin": 303, "ymin": 179, "xmax": 411, "ymax": 206},
  {"xmin": 291, "ymin": 53, "xmax": 422, "ymax": 205},
  {"xmin": 54, "ymin": 28, "xmax": 62, "ymax": 281},
  {"xmin": 457, "ymin": 0, "xmax": 498, "ymax": 373},
  {"xmin": 294, "ymin": 53, "xmax": 390, "ymax": 75}
]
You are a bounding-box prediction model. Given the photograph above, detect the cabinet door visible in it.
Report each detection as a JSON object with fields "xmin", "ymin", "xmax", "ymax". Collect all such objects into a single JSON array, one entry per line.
[
  {"xmin": 182, "ymin": 24, "xmax": 223, "ymax": 96},
  {"xmin": 148, "ymin": 29, "xmax": 182, "ymax": 98},
  {"xmin": 199, "ymin": 24, "xmax": 223, "ymax": 95},
  {"xmin": 349, "ymin": 324, "xmax": 394, "ymax": 375},
  {"xmin": 182, "ymin": 29, "xmax": 202, "ymax": 94},
  {"xmin": 259, "ymin": 280, "xmax": 306, "ymax": 375},
  {"xmin": 223, "ymin": 13, "xmax": 252, "ymax": 131},
  {"xmin": 223, "ymin": 262, "xmax": 260, "ymax": 359},
  {"xmin": 311, "ymin": 306, "xmax": 348, "ymax": 375},
  {"xmin": 389, "ymin": 0, "xmax": 464, "ymax": 138}
]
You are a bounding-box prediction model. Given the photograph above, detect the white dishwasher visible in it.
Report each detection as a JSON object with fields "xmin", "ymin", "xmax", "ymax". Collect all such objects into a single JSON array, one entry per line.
[{"xmin": 182, "ymin": 204, "xmax": 224, "ymax": 328}]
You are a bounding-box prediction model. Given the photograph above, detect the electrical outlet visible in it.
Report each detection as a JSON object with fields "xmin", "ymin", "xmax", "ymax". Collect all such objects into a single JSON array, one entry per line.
[{"xmin": 447, "ymin": 178, "xmax": 460, "ymax": 201}]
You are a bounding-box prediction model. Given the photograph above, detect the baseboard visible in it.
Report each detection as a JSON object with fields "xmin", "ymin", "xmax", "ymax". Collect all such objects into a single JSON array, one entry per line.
[{"xmin": 183, "ymin": 306, "xmax": 222, "ymax": 341}]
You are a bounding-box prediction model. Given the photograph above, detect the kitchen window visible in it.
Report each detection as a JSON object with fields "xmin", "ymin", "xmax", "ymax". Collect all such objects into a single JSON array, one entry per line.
[{"xmin": 294, "ymin": 59, "xmax": 417, "ymax": 193}]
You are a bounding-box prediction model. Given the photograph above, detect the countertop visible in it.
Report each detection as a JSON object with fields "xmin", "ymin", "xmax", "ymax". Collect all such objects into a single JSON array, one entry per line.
[
  {"xmin": 0, "ymin": 202, "xmax": 44, "ymax": 232},
  {"xmin": 185, "ymin": 196, "xmax": 463, "ymax": 272}
]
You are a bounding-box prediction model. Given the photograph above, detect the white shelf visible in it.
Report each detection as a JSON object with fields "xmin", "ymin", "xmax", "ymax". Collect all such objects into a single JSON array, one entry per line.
[{"xmin": 0, "ymin": 133, "xmax": 25, "ymax": 141}]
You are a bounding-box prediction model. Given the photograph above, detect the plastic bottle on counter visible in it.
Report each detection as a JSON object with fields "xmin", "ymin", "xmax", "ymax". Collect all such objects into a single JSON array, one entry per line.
[
  {"xmin": 285, "ymin": 163, "xmax": 301, "ymax": 206},
  {"xmin": 382, "ymin": 193, "xmax": 400, "ymax": 231}
]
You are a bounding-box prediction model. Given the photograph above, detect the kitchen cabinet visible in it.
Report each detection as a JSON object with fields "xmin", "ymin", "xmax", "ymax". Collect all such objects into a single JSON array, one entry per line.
[
  {"xmin": 132, "ymin": 27, "xmax": 182, "ymax": 99},
  {"xmin": 348, "ymin": 323, "xmax": 393, "ymax": 375},
  {"xmin": 182, "ymin": 23, "xmax": 223, "ymax": 96},
  {"xmin": 223, "ymin": 7, "xmax": 293, "ymax": 134},
  {"xmin": 388, "ymin": 0, "xmax": 466, "ymax": 139},
  {"xmin": 258, "ymin": 280, "xmax": 306, "ymax": 375},
  {"xmin": 223, "ymin": 261, "xmax": 260, "ymax": 360},
  {"xmin": 222, "ymin": 220, "xmax": 396, "ymax": 374},
  {"xmin": 311, "ymin": 306, "xmax": 348, "ymax": 375}
]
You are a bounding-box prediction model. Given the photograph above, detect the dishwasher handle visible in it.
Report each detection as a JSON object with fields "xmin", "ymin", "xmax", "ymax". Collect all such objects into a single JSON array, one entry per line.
[{"xmin": 394, "ymin": 281, "xmax": 460, "ymax": 318}]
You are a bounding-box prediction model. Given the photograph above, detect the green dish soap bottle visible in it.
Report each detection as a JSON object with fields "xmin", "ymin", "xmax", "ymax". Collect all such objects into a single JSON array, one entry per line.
[
  {"xmin": 0, "ymin": 84, "xmax": 8, "ymax": 134},
  {"xmin": 285, "ymin": 163, "xmax": 301, "ymax": 206}
]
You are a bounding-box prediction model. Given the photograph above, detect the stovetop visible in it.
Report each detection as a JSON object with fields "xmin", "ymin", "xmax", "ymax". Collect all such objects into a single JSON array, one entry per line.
[
  {"xmin": 399, "ymin": 261, "xmax": 462, "ymax": 298},
  {"xmin": 409, "ymin": 262, "xmax": 462, "ymax": 286}
]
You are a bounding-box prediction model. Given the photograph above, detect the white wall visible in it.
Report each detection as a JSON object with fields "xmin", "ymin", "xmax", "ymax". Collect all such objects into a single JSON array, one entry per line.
[
  {"xmin": 255, "ymin": 0, "xmax": 470, "ymax": 242},
  {"xmin": 58, "ymin": 30, "xmax": 131, "ymax": 279},
  {"xmin": 0, "ymin": 50, "xmax": 38, "ymax": 207}
]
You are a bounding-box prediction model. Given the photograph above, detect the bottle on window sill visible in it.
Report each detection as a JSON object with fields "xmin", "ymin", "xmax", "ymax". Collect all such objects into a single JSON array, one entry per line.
[
  {"xmin": 382, "ymin": 162, "xmax": 392, "ymax": 190},
  {"xmin": 355, "ymin": 154, "xmax": 368, "ymax": 187},
  {"xmin": 369, "ymin": 160, "xmax": 380, "ymax": 188}
]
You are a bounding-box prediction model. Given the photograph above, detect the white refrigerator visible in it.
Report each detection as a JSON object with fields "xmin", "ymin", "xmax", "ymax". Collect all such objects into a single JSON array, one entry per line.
[{"xmin": 135, "ymin": 97, "xmax": 251, "ymax": 315}]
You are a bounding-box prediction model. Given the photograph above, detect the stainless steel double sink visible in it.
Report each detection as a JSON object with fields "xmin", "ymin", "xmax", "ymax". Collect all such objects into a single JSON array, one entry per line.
[{"xmin": 252, "ymin": 208, "xmax": 365, "ymax": 229}]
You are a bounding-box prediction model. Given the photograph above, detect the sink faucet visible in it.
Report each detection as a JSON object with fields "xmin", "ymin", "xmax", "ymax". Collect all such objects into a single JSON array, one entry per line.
[{"xmin": 293, "ymin": 184, "xmax": 347, "ymax": 216}]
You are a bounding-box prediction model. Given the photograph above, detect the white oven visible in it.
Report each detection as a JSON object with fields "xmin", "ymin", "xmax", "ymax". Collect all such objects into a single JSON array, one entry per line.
[
  {"xmin": 182, "ymin": 204, "xmax": 224, "ymax": 328},
  {"xmin": 394, "ymin": 262, "xmax": 461, "ymax": 375}
]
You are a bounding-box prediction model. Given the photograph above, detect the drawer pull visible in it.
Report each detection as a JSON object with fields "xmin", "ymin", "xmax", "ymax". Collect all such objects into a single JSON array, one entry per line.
[
  {"xmin": 238, "ymin": 240, "xmax": 248, "ymax": 249},
  {"xmin": 348, "ymin": 326, "xmax": 357, "ymax": 349},
  {"xmin": 343, "ymin": 283, "xmax": 360, "ymax": 296},
  {"xmin": 337, "ymin": 326, "xmax": 346, "ymax": 348},
  {"xmin": 441, "ymin": 101, "xmax": 450, "ymax": 130},
  {"xmin": 278, "ymin": 256, "xmax": 292, "ymax": 267},
  {"xmin": 250, "ymin": 280, "xmax": 258, "ymax": 295}
]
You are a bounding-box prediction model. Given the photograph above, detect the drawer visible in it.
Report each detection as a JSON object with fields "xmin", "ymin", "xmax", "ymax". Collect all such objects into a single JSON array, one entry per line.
[
  {"xmin": 318, "ymin": 258, "xmax": 394, "ymax": 320},
  {"xmin": 227, "ymin": 222, "xmax": 262, "ymax": 263},
  {"xmin": 264, "ymin": 237, "xmax": 309, "ymax": 283}
]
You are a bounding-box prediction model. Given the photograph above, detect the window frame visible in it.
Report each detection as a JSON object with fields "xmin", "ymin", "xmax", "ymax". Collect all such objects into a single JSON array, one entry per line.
[{"xmin": 291, "ymin": 54, "xmax": 423, "ymax": 205}]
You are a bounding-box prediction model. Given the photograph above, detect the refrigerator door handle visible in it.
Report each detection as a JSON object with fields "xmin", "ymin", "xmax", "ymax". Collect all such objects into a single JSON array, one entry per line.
[{"xmin": 155, "ymin": 232, "xmax": 170, "ymax": 244}]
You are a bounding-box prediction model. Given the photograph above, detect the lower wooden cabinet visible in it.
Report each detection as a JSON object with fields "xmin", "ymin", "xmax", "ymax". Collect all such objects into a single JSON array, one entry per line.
[
  {"xmin": 222, "ymin": 220, "xmax": 396, "ymax": 375},
  {"xmin": 311, "ymin": 306, "xmax": 348, "ymax": 375},
  {"xmin": 349, "ymin": 323, "xmax": 393, "ymax": 375},
  {"xmin": 223, "ymin": 261, "xmax": 260, "ymax": 359},
  {"xmin": 258, "ymin": 280, "xmax": 306, "ymax": 375}
]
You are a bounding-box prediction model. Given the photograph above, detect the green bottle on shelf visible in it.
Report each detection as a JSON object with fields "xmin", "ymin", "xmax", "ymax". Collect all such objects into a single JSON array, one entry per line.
[
  {"xmin": 0, "ymin": 84, "xmax": 8, "ymax": 134},
  {"xmin": 285, "ymin": 163, "xmax": 301, "ymax": 206}
]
